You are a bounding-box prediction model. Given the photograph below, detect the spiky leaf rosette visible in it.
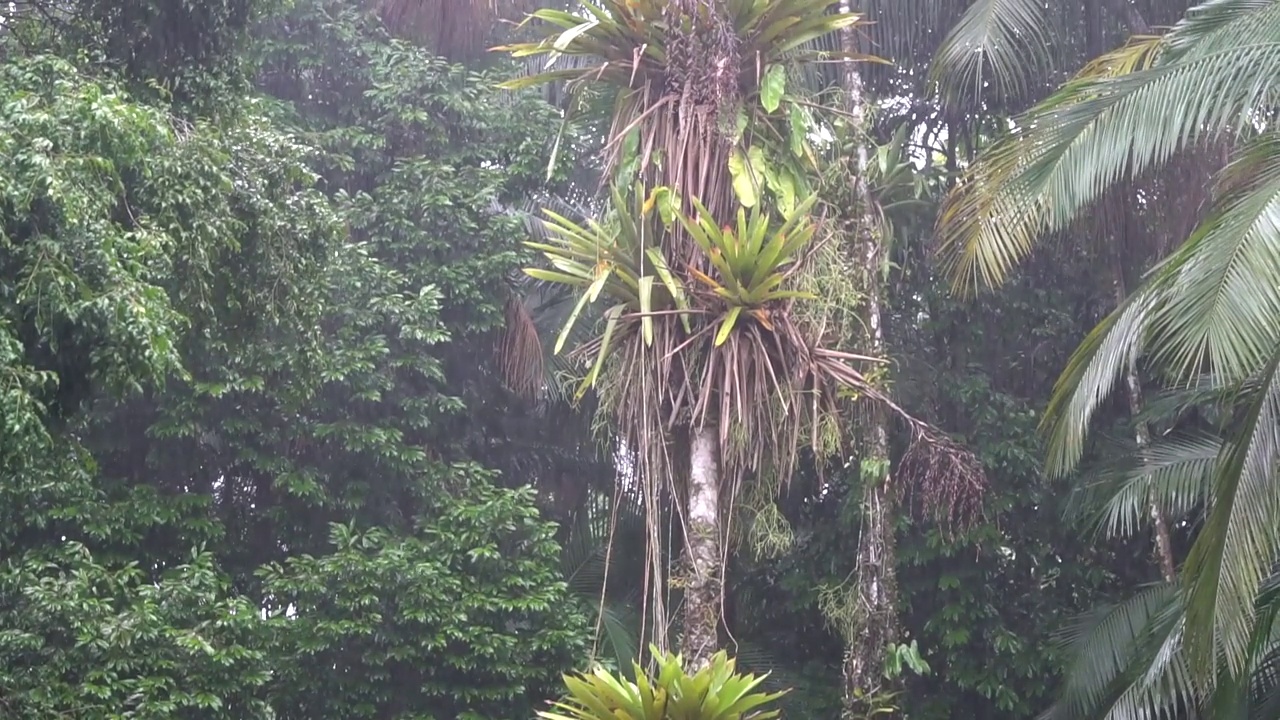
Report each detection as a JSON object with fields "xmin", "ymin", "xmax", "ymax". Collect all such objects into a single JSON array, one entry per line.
[
  {"xmin": 538, "ymin": 645, "xmax": 786, "ymax": 720},
  {"xmin": 529, "ymin": 183, "xmax": 893, "ymax": 478}
]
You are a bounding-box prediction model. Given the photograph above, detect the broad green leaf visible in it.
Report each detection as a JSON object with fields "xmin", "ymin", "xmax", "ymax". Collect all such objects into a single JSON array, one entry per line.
[
  {"xmin": 728, "ymin": 148, "xmax": 760, "ymax": 208},
  {"xmin": 761, "ymin": 64, "xmax": 786, "ymax": 112},
  {"xmin": 788, "ymin": 102, "xmax": 806, "ymax": 157},
  {"xmin": 650, "ymin": 185, "xmax": 681, "ymax": 227}
]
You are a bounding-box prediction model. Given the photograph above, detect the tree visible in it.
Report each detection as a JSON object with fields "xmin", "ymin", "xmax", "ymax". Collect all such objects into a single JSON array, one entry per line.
[
  {"xmin": 937, "ymin": 0, "xmax": 1280, "ymax": 713},
  {"xmin": 499, "ymin": 0, "xmax": 885, "ymax": 668},
  {"xmin": 501, "ymin": 0, "xmax": 984, "ymax": 674},
  {"xmin": 814, "ymin": 1, "xmax": 1200, "ymax": 708},
  {"xmin": 0, "ymin": 0, "xmax": 594, "ymax": 715}
]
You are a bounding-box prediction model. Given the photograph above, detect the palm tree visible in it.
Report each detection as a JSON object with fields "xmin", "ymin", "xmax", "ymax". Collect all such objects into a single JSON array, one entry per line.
[
  {"xmin": 494, "ymin": 0, "xmax": 1112, "ymax": 700},
  {"xmin": 498, "ymin": 0, "xmax": 1184, "ymax": 702},
  {"xmin": 497, "ymin": 0, "xmax": 983, "ymax": 670},
  {"xmin": 936, "ymin": 0, "xmax": 1280, "ymax": 713}
]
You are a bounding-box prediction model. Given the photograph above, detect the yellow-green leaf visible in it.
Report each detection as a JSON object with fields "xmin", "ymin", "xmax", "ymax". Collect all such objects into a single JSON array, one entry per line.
[
  {"xmin": 525, "ymin": 268, "xmax": 590, "ymax": 287},
  {"xmin": 555, "ymin": 290, "xmax": 592, "ymax": 355},
  {"xmin": 553, "ymin": 19, "xmax": 599, "ymax": 51},
  {"xmin": 638, "ymin": 275, "xmax": 654, "ymax": 346},
  {"xmin": 578, "ymin": 304, "xmax": 624, "ymax": 399},
  {"xmin": 716, "ymin": 306, "xmax": 743, "ymax": 346},
  {"xmin": 761, "ymin": 64, "xmax": 786, "ymax": 112},
  {"xmin": 728, "ymin": 148, "xmax": 760, "ymax": 208},
  {"xmin": 650, "ymin": 186, "xmax": 681, "ymax": 227},
  {"xmin": 646, "ymin": 248, "xmax": 691, "ymax": 333},
  {"xmin": 587, "ymin": 265, "xmax": 611, "ymax": 302}
]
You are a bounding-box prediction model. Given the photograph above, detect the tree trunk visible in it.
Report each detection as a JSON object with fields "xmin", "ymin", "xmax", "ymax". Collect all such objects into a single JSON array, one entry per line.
[
  {"xmin": 683, "ymin": 423, "xmax": 722, "ymax": 666},
  {"xmin": 842, "ymin": 420, "xmax": 896, "ymax": 713},
  {"xmin": 1112, "ymin": 262, "xmax": 1176, "ymax": 581},
  {"xmin": 837, "ymin": 2, "xmax": 898, "ymax": 713}
]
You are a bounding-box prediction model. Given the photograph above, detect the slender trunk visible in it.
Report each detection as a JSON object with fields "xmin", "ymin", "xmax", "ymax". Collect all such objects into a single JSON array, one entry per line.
[
  {"xmin": 837, "ymin": 2, "xmax": 898, "ymax": 713},
  {"xmin": 1112, "ymin": 262, "xmax": 1176, "ymax": 581},
  {"xmin": 683, "ymin": 423, "xmax": 722, "ymax": 666},
  {"xmin": 843, "ymin": 417, "xmax": 896, "ymax": 712}
]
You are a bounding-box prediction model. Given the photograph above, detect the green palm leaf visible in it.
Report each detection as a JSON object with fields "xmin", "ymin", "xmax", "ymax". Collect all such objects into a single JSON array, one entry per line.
[
  {"xmin": 1144, "ymin": 131, "xmax": 1280, "ymax": 385},
  {"xmin": 938, "ymin": 4, "xmax": 1280, "ymax": 292},
  {"xmin": 1183, "ymin": 345, "xmax": 1280, "ymax": 677},
  {"xmin": 1076, "ymin": 431, "xmax": 1219, "ymax": 539},
  {"xmin": 1042, "ymin": 285, "xmax": 1162, "ymax": 476},
  {"xmin": 929, "ymin": 0, "xmax": 1051, "ymax": 104},
  {"xmin": 1043, "ymin": 582, "xmax": 1189, "ymax": 720}
]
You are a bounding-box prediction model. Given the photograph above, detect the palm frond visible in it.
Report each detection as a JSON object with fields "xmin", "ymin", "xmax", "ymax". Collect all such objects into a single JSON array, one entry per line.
[
  {"xmin": 1074, "ymin": 431, "xmax": 1219, "ymax": 540},
  {"xmin": 1042, "ymin": 284, "xmax": 1163, "ymax": 476},
  {"xmin": 938, "ymin": 17, "xmax": 1280, "ymax": 293},
  {"xmin": 1044, "ymin": 313, "xmax": 1280, "ymax": 681},
  {"xmin": 1047, "ymin": 573, "xmax": 1280, "ymax": 719},
  {"xmin": 499, "ymin": 294, "xmax": 546, "ymax": 400},
  {"xmin": 1164, "ymin": 0, "xmax": 1280, "ymax": 61},
  {"xmin": 1042, "ymin": 581, "xmax": 1190, "ymax": 720},
  {"xmin": 1183, "ymin": 344, "xmax": 1280, "ymax": 678},
  {"xmin": 1144, "ymin": 131, "xmax": 1280, "ymax": 385},
  {"xmin": 929, "ymin": 0, "xmax": 1051, "ymax": 107}
]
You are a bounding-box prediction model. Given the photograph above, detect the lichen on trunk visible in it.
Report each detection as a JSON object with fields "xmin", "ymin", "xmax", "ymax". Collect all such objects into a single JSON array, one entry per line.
[
  {"xmin": 836, "ymin": 1, "xmax": 898, "ymax": 712},
  {"xmin": 683, "ymin": 422, "xmax": 723, "ymax": 667}
]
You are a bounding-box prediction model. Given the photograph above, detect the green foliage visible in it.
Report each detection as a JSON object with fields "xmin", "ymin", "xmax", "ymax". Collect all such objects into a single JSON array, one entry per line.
[
  {"xmin": 11, "ymin": 2, "xmax": 1258, "ymax": 720},
  {"xmin": 261, "ymin": 487, "xmax": 588, "ymax": 719},
  {"xmin": 887, "ymin": 235, "xmax": 1152, "ymax": 720},
  {"xmin": 0, "ymin": 0, "xmax": 590, "ymax": 717},
  {"xmin": 541, "ymin": 646, "xmax": 785, "ymax": 720},
  {"xmin": 938, "ymin": 0, "xmax": 1280, "ymax": 710},
  {"xmin": 0, "ymin": 51, "xmax": 336, "ymax": 548},
  {"xmin": 5, "ymin": 0, "xmax": 273, "ymax": 111},
  {"xmin": 0, "ymin": 545, "xmax": 272, "ymax": 719},
  {"xmin": 0, "ymin": 491, "xmax": 586, "ymax": 719}
]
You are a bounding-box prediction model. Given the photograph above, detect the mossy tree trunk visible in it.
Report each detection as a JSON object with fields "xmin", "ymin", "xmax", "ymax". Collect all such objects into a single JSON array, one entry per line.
[
  {"xmin": 837, "ymin": 2, "xmax": 898, "ymax": 713},
  {"xmin": 683, "ymin": 423, "xmax": 722, "ymax": 667}
]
